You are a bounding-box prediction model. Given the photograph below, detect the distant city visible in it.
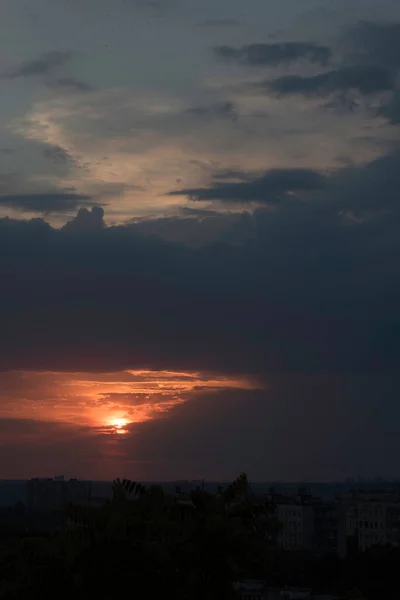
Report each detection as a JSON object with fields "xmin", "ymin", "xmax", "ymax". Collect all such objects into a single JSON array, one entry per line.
[
  {"xmin": 2, "ymin": 476, "xmax": 400, "ymax": 560},
  {"xmin": 2, "ymin": 476, "xmax": 400, "ymax": 508}
]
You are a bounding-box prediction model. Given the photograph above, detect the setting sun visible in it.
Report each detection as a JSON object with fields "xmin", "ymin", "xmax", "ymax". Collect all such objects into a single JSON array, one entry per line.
[
  {"xmin": 111, "ymin": 418, "xmax": 128, "ymax": 429},
  {"xmin": 109, "ymin": 418, "xmax": 129, "ymax": 434}
]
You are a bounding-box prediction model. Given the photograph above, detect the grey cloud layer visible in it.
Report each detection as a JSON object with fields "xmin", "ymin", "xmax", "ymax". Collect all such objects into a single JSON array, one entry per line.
[
  {"xmin": 169, "ymin": 151, "xmax": 400, "ymax": 212},
  {"xmin": 344, "ymin": 21, "xmax": 400, "ymax": 69},
  {"xmin": 3, "ymin": 51, "xmax": 72, "ymax": 79},
  {"xmin": 0, "ymin": 192, "xmax": 93, "ymax": 213},
  {"xmin": 2, "ymin": 51, "xmax": 92, "ymax": 94},
  {"xmin": 266, "ymin": 65, "xmax": 395, "ymax": 97},
  {"xmin": 169, "ymin": 168, "xmax": 327, "ymax": 203},
  {"xmin": 1, "ymin": 149, "xmax": 400, "ymax": 377},
  {"xmin": 220, "ymin": 21, "xmax": 400, "ymax": 125},
  {"xmin": 215, "ymin": 42, "xmax": 331, "ymax": 66},
  {"xmin": 48, "ymin": 77, "xmax": 95, "ymax": 93}
]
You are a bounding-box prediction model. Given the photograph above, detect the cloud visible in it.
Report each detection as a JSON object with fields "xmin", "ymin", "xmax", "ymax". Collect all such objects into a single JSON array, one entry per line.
[
  {"xmin": 117, "ymin": 377, "xmax": 400, "ymax": 480},
  {"xmin": 212, "ymin": 169, "xmax": 262, "ymax": 182},
  {"xmin": 169, "ymin": 167, "xmax": 328, "ymax": 203},
  {"xmin": 49, "ymin": 77, "xmax": 94, "ymax": 94},
  {"xmin": 266, "ymin": 65, "xmax": 395, "ymax": 97},
  {"xmin": 2, "ymin": 52, "xmax": 93, "ymax": 95},
  {"xmin": 169, "ymin": 150, "xmax": 400, "ymax": 213},
  {"xmin": 3, "ymin": 51, "xmax": 72, "ymax": 79},
  {"xmin": 127, "ymin": 211, "xmax": 247, "ymax": 246},
  {"xmin": 42, "ymin": 144, "xmax": 75, "ymax": 164},
  {"xmin": 131, "ymin": 0, "xmax": 177, "ymax": 16},
  {"xmin": 344, "ymin": 21, "xmax": 400, "ymax": 69},
  {"xmin": 378, "ymin": 90, "xmax": 400, "ymax": 124},
  {"xmin": 215, "ymin": 42, "xmax": 332, "ymax": 67},
  {"xmin": 198, "ymin": 18, "xmax": 240, "ymax": 27},
  {"xmin": 62, "ymin": 206, "xmax": 105, "ymax": 231},
  {"xmin": 0, "ymin": 192, "xmax": 94, "ymax": 213},
  {"xmin": 185, "ymin": 101, "xmax": 238, "ymax": 121},
  {"xmin": 2, "ymin": 148, "xmax": 400, "ymax": 480},
  {"xmin": 1, "ymin": 149, "xmax": 400, "ymax": 378}
]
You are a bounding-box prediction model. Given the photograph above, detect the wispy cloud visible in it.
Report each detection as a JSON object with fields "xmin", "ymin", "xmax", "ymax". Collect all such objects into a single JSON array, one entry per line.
[
  {"xmin": 0, "ymin": 192, "xmax": 93, "ymax": 213},
  {"xmin": 266, "ymin": 65, "xmax": 395, "ymax": 97},
  {"xmin": 3, "ymin": 51, "xmax": 72, "ymax": 79},
  {"xmin": 215, "ymin": 41, "xmax": 332, "ymax": 67}
]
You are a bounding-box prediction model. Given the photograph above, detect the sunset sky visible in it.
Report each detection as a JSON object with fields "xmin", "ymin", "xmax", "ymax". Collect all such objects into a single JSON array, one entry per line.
[{"xmin": 1, "ymin": 0, "xmax": 400, "ymax": 481}]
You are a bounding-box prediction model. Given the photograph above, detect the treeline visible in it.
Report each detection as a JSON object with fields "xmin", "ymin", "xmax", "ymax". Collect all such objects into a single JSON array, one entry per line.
[
  {"xmin": 0, "ymin": 474, "xmax": 397, "ymax": 599},
  {"xmin": 0, "ymin": 473, "xmax": 279, "ymax": 599}
]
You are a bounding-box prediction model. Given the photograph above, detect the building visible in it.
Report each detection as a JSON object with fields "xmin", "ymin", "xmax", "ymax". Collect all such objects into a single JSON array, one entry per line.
[
  {"xmin": 338, "ymin": 489, "xmax": 400, "ymax": 551},
  {"xmin": 277, "ymin": 503, "xmax": 315, "ymax": 552},
  {"xmin": 232, "ymin": 580, "xmax": 268, "ymax": 600},
  {"xmin": 313, "ymin": 502, "xmax": 347, "ymax": 558},
  {"xmin": 26, "ymin": 476, "xmax": 92, "ymax": 510},
  {"xmin": 357, "ymin": 500, "xmax": 400, "ymax": 551},
  {"xmin": 271, "ymin": 488, "xmax": 346, "ymax": 557}
]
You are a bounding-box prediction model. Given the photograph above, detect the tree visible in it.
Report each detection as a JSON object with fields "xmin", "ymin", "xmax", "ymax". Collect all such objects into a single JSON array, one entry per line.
[{"xmin": 0, "ymin": 474, "xmax": 281, "ymax": 599}]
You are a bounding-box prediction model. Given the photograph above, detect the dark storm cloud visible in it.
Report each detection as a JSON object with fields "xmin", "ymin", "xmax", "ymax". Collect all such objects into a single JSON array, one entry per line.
[
  {"xmin": 62, "ymin": 206, "xmax": 105, "ymax": 231},
  {"xmin": 266, "ymin": 64, "xmax": 395, "ymax": 97},
  {"xmin": 3, "ymin": 51, "xmax": 72, "ymax": 79},
  {"xmin": 2, "ymin": 149, "xmax": 400, "ymax": 378},
  {"xmin": 170, "ymin": 151, "xmax": 400, "ymax": 212},
  {"xmin": 118, "ymin": 377, "xmax": 400, "ymax": 481},
  {"xmin": 169, "ymin": 167, "xmax": 328, "ymax": 203},
  {"xmin": 215, "ymin": 42, "xmax": 332, "ymax": 67},
  {"xmin": 0, "ymin": 192, "xmax": 93, "ymax": 213}
]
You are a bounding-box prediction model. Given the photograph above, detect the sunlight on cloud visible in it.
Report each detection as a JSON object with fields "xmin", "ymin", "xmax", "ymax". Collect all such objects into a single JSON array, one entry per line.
[
  {"xmin": 11, "ymin": 76, "xmax": 395, "ymax": 224},
  {"xmin": 0, "ymin": 370, "xmax": 258, "ymax": 435}
]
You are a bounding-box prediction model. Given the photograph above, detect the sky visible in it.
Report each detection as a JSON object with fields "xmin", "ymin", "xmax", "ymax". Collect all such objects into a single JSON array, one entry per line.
[{"xmin": 1, "ymin": 0, "xmax": 400, "ymax": 481}]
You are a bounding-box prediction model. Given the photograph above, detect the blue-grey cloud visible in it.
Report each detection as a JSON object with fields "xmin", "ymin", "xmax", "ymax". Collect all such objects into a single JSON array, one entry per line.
[
  {"xmin": 169, "ymin": 168, "xmax": 328, "ymax": 203},
  {"xmin": 344, "ymin": 21, "xmax": 400, "ymax": 69},
  {"xmin": 185, "ymin": 101, "xmax": 238, "ymax": 121},
  {"xmin": 0, "ymin": 149, "xmax": 400, "ymax": 387},
  {"xmin": 169, "ymin": 150, "xmax": 400, "ymax": 213},
  {"xmin": 0, "ymin": 192, "xmax": 94, "ymax": 213},
  {"xmin": 3, "ymin": 51, "xmax": 72, "ymax": 79},
  {"xmin": 198, "ymin": 18, "xmax": 240, "ymax": 27},
  {"xmin": 378, "ymin": 90, "xmax": 400, "ymax": 125},
  {"xmin": 266, "ymin": 64, "xmax": 395, "ymax": 97},
  {"xmin": 215, "ymin": 42, "xmax": 332, "ymax": 67},
  {"xmin": 62, "ymin": 206, "xmax": 105, "ymax": 232},
  {"xmin": 42, "ymin": 145, "xmax": 75, "ymax": 164},
  {"xmin": 212, "ymin": 169, "xmax": 257, "ymax": 182},
  {"xmin": 49, "ymin": 77, "xmax": 94, "ymax": 93}
]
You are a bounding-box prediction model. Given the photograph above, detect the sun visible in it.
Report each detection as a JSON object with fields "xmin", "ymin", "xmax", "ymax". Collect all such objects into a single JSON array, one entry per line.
[
  {"xmin": 109, "ymin": 417, "xmax": 129, "ymax": 433},
  {"xmin": 112, "ymin": 417, "xmax": 128, "ymax": 429}
]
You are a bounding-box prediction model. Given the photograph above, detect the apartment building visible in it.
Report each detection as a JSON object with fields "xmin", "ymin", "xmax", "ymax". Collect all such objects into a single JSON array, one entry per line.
[
  {"xmin": 277, "ymin": 503, "xmax": 315, "ymax": 551},
  {"xmin": 338, "ymin": 489, "xmax": 400, "ymax": 551},
  {"xmin": 271, "ymin": 488, "xmax": 346, "ymax": 557},
  {"xmin": 26, "ymin": 476, "xmax": 92, "ymax": 510}
]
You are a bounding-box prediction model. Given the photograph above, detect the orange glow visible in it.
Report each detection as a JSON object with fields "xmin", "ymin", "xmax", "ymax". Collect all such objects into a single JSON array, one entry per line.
[
  {"xmin": 111, "ymin": 417, "xmax": 128, "ymax": 429},
  {"xmin": 110, "ymin": 417, "xmax": 129, "ymax": 434},
  {"xmin": 0, "ymin": 370, "xmax": 258, "ymax": 435}
]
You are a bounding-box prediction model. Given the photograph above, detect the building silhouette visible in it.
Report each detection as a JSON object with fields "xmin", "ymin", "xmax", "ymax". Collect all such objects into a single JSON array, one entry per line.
[{"xmin": 26, "ymin": 476, "xmax": 92, "ymax": 510}]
